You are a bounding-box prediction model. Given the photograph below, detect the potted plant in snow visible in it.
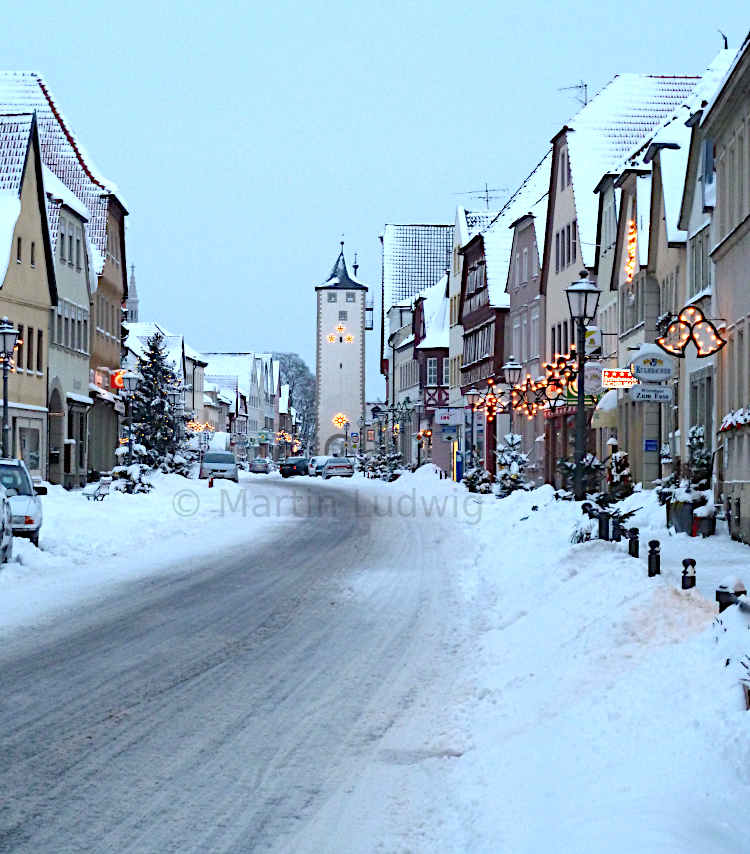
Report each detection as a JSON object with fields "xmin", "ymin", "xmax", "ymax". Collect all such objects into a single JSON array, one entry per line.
[{"xmin": 663, "ymin": 426, "xmax": 715, "ymax": 536}]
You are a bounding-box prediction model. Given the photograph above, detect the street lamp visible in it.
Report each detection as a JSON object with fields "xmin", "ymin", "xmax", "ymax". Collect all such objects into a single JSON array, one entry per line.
[
  {"xmin": 121, "ymin": 371, "xmax": 140, "ymax": 465},
  {"xmin": 565, "ymin": 273, "xmax": 601, "ymax": 500},
  {"xmin": 502, "ymin": 356, "xmax": 523, "ymax": 437},
  {"xmin": 465, "ymin": 387, "xmax": 481, "ymax": 469},
  {"xmin": 0, "ymin": 317, "xmax": 19, "ymax": 458}
]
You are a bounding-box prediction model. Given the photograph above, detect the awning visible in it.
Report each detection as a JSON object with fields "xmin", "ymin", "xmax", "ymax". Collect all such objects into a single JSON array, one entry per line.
[
  {"xmin": 592, "ymin": 389, "xmax": 618, "ymax": 429},
  {"xmin": 67, "ymin": 392, "xmax": 94, "ymax": 407}
]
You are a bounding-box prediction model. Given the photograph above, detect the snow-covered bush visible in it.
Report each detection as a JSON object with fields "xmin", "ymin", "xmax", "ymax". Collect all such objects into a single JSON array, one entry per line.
[
  {"xmin": 607, "ymin": 450, "xmax": 633, "ymax": 501},
  {"xmin": 494, "ymin": 434, "xmax": 534, "ymax": 498},
  {"xmin": 556, "ymin": 453, "xmax": 603, "ymax": 496},
  {"xmin": 687, "ymin": 425, "xmax": 712, "ymax": 490},
  {"xmin": 463, "ymin": 466, "xmax": 494, "ymax": 494},
  {"xmin": 112, "ymin": 463, "xmax": 153, "ymax": 494}
]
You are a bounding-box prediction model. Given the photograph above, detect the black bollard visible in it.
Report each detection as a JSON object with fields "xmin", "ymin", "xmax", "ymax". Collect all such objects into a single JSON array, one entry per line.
[
  {"xmin": 628, "ymin": 527, "xmax": 640, "ymax": 558},
  {"xmin": 611, "ymin": 516, "xmax": 622, "ymax": 542},
  {"xmin": 598, "ymin": 510, "xmax": 611, "ymax": 541},
  {"xmin": 716, "ymin": 577, "xmax": 748, "ymax": 612},
  {"xmin": 681, "ymin": 558, "xmax": 696, "ymax": 590},
  {"xmin": 582, "ymin": 502, "xmax": 592, "ymax": 516},
  {"xmin": 647, "ymin": 540, "xmax": 660, "ymax": 576}
]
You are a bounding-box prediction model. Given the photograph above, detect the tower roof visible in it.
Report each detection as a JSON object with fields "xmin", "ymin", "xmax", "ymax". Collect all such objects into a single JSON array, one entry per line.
[{"xmin": 316, "ymin": 243, "xmax": 367, "ymax": 290}]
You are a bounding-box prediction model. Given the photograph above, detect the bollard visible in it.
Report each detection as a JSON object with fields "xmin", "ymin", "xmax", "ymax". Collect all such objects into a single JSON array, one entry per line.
[
  {"xmin": 628, "ymin": 527, "xmax": 639, "ymax": 558},
  {"xmin": 647, "ymin": 540, "xmax": 660, "ymax": 576},
  {"xmin": 611, "ymin": 516, "xmax": 622, "ymax": 542},
  {"xmin": 681, "ymin": 558, "xmax": 696, "ymax": 589},
  {"xmin": 208, "ymin": 476, "xmax": 214, "ymax": 488},
  {"xmin": 582, "ymin": 502, "xmax": 592, "ymax": 516},
  {"xmin": 716, "ymin": 576, "xmax": 748, "ymax": 612},
  {"xmin": 598, "ymin": 510, "xmax": 611, "ymax": 541}
]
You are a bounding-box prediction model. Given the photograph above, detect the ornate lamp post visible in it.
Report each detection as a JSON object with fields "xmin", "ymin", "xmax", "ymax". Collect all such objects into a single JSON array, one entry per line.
[
  {"xmin": 465, "ymin": 387, "xmax": 481, "ymax": 469},
  {"xmin": 121, "ymin": 371, "xmax": 141, "ymax": 465},
  {"xmin": 0, "ymin": 317, "xmax": 19, "ymax": 458},
  {"xmin": 565, "ymin": 273, "xmax": 601, "ymax": 500},
  {"xmin": 501, "ymin": 356, "xmax": 523, "ymax": 438}
]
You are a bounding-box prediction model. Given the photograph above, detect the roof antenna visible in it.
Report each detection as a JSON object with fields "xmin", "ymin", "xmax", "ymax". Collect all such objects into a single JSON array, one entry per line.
[
  {"xmin": 453, "ymin": 182, "xmax": 508, "ymax": 209},
  {"xmin": 353, "ymin": 252, "xmax": 359, "ymax": 276},
  {"xmin": 558, "ymin": 80, "xmax": 588, "ymax": 107},
  {"xmin": 718, "ymin": 29, "xmax": 728, "ymax": 49}
]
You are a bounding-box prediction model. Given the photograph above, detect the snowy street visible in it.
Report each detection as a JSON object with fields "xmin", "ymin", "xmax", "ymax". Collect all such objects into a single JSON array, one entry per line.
[
  {"xmin": 1, "ymin": 470, "xmax": 750, "ymax": 853},
  {"xmin": 0, "ymin": 474, "xmax": 476, "ymax": 853}
]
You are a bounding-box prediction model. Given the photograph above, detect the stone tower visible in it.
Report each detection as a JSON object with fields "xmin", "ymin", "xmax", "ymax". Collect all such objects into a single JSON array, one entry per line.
[{"xmin": 315, "ymin": 244, "xmax": 368, "ymax": 455}]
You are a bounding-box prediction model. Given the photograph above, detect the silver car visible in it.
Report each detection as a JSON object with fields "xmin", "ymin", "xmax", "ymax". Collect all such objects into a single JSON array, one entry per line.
[
  {"xmin": 321, "ymin": 457, "xmax": 354, "ymax": 479},
  {"xmin": 308, "ymin": 456, "xmax": 330, "ymax": 477},
  {"xmin": 199, "ymin": 451, "xmax": 239, "ymax": 483},
  {"xmin": 0, "ymin": 458, "xmax": 45, "ymax": 547}
]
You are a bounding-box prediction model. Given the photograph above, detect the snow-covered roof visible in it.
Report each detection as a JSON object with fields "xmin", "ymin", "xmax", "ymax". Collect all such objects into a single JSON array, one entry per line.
[
  {"xmin": 42, "ymin": 163, "xmax": 89, "ymax": 221},
  {"xmin": 701, "ymin": 36, "xmax": 750, "ymax": 127},
  {"xmin": 0, "ymin": 72, "xmax": 126, "ymax": 276},
  {"xmin": 382, "ymin": 224, "xmax": 453, "ymax": 311},
  {"xmin": 416, "ymin": 275, "xmax": 449, "ymax": 350},
  {"xmin": 564, "ymin": 73, "xmax": 700, "ymax": 267},
  {"xmin": 124, "ymin": 321, "xmax": 183, "ymax": 375},
  {"xmin": 636, "ymin": 50, "xmax": 737, "ymax": 244},
  {"xmin": 0, "ymin": 113, "xmax": 32, "ymax": 281},
  {"xmin": 480, "ymin": 150, "xmax": 552, "ymax": 307},
  {"xmin": 203, "ymin": 352, "xmax": 256, "ymax": 397},
  {"xmin": 279, "ymin": 383, "xmax": 290, "ymax": 414}
]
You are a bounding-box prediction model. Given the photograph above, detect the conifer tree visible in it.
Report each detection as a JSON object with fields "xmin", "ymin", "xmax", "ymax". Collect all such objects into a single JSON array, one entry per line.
[{"xmin": 130, "ymin": 332, "xmax": 180, "ymax": 462}]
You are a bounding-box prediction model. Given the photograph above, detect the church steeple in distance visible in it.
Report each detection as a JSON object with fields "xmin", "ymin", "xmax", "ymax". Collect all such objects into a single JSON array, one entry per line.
[
  {"xmin": 314, "ymin": 242, "xmax": 368, "ymax": 456},
  {"xmin": 127, "ymin": 264, "xmax": 139, "ymax": 322}
]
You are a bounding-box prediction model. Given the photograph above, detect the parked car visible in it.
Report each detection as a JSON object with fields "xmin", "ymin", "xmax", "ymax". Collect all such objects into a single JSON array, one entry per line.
[
  {"xmin": 308, "ymin": 456, "xmax": 330, "ymax": 477},
  {"xmin": 0, "ymin": 481, "xmax": 13, "ymax": 563},
  {"xmin": 0, "ymin": 458, "xmax": 45, "ymax": 547},
  {"xmin": 322, "ymin": 458, "xmax": 354, "ymax": 479},
  {"xmin": 250, "ymin": 457, "xmax": 272, "ymax": 474},
  {"xmin": 280, "ymin": 457, "xmax": 309, "ymax": 478},
  {"xmin": 199, "ymin": 451, "xmax": 239, "ymax": 483}
]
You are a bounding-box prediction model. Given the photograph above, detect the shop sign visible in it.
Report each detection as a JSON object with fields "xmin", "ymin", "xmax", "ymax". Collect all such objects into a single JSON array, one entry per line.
[
  {"xmin": 602, "ymin": 369, "xmax": 638, "ymax": 389},
  {"xmin": 630, "ymin": 385, "xmax": 673, "ymax": 403},
  {"xmin": 630, "ymin": 352, "xmax": 674, "ymax": 382},
  {"xmin": 436, "ymin": 408, "xmax": 463, "ymax": 426}
]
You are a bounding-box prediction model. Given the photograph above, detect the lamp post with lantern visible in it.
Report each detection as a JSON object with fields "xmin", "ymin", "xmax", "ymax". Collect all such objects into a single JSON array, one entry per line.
[
  {"xmin": 501, "ymin": 356, "xmax": 522, "ymax": 439},
  {"xmin": 465, "ymin": 387, "xmax": 481, "ymax": 469},
  {"xmin": 0, "ymin": 317, "xmax": 19, "ymax": 459},
  {"xmin": 121, "ymin": 371, "xmax": 141, "ymax": 465},
  {"xmin": 565, "ymin": 272, "xmax": 601, "ymax": 500}
]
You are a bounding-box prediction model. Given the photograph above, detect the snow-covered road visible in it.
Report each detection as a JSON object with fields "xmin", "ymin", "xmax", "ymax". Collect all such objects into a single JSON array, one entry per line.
[{"xmin": 0, "ymin": 475, "xmax": 476, "ymax": 853}]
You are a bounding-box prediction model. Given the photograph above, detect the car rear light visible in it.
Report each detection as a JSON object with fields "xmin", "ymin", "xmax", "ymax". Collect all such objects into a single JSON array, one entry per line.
[{"xmin": 24, "ymin": 516, "xmax": 34, "ymax": 525}]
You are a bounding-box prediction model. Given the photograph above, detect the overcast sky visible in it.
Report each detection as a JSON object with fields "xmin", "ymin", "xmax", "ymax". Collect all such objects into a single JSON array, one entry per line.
[{"xmin": 2, "ymin": 1, "xmax": 747, "ymax": 399}]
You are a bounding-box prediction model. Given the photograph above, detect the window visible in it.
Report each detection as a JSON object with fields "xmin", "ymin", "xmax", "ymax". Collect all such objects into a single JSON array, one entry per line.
[
  {"xmin": 60, "ymin": 226, "xmax": 65, "ymax": 261},
  {"xmin": 83, "ymin": 318, "xmax": 88, "ymax": 352},
  {"xmin": 514, "ymin": 253, "xmax": 520, "ymax": 287},
  {"xmin": 30, "ymin": 241, "xmax": 35, "ymax": 267},
  {"xmin": 327, "ymin": 292, "xmax": 337, "ymax": 302},
  {"xmin": 442, "ymin": 358, "xmax": 449, "ymax": 386},
  {"xmin": 36, "ymin": 329, "xmax": 42, "ymax": 372},
  {"xmin": 68, "ymin": 234, "xmax": 73, "ymax": 265},
  {"xmin": 338, "ymin": 311, "xmax": 348, "ymax": 321},
  {"xmin": 522, "ymin": 248, "xmax": 528, "ymax": 283},
  {"xmin": 572, "ymin": 220, "xmax": 577, "ymax": 262},
  {"xmin": 555, "ymin": 232, "xmax": 560, "ymax": 273},
  {"xmin": 551, "ymin": 325, "xmax": 556, "ymax": 357},
  {"xmin": 562, "ymin": 320, "xmax": 569, "ymax": 354},
  {"xmin": 26, "ymin": 326, "xmax": 33, "ymax": 372},
  {"xmin": 530, "ymin": 306, "xmax": 540, "ymax": 357},
  {"xmin": 513, "ymin": 317, "xmax": 521, "ymax": 363},
  {"xmin": 346, "ymin": 292, "xmax": 355, "ymax": 302},
  {"xmin": 16, "ymin": 325, "xmax": 23, "ymax": 369},
  {"xmin": 565, "ymin": 224, "xmax": 571, "ymax": 267},
  {"xmin": 16, "ymin": 237, "xmax": 21, "ymax": 264},
  {"xmin": 521, "ymin": 313, "xmax": 528, "ymax": 362},
  {"xmin": 64, "ymin": 310, "xmax": 70, "ymax": 348},
  {"xmin": 76, "ymin": 238, "xmax": 81, "ymax": 268},
  {"xmin": 426, "ymin": 357, "xmax": 438, "ymax": 386}
]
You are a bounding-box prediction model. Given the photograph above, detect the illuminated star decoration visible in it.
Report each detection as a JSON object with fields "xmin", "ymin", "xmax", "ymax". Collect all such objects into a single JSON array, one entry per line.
[
  {"xmin": 511, "ymin": 375, "xmax": 544, "ymax": 420},
  {"xmin": 327, "ymin": 333, "xmax": 336, "ymax": 343},
  {"xmin": 344, "ymin": 334, "xmax": 354, "ymax": 343},
  {"xmin": 332, "ymin": 412, "xmax": 349, "ymax": 429},
  {"xmin": 656, "ymin": 305, "xmax": 726, "ymax": 359},
  {"xmin": 336, "ymin": 323, "xmax": 346, "ymax": 334}
]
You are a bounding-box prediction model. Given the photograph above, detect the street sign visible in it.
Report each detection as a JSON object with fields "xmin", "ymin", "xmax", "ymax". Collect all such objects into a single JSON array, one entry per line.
[
  {"xmin": 644, "ymin": 439, "xmax": 659, "ymax": 452},
  {"xmin": 584, "ymin": 361, "xmax": 603, "ymax": 395},
  {"xmin": 602, "ymin": 368, "xmax": 638, "ymax": 389},
  {"xmin": 630, "ymin": 385, "xmax": 673, "ymax": 403},
  {"xmin": 350, "ymin": 431, "xmax": 359, "ymax": 439}
]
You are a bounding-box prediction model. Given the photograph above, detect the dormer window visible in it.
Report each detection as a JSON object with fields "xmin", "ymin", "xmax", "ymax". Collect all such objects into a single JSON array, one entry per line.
[
  {"xmin": 346, "ymin": 292, "xmax": 355, "ymax": 302},
  {"xmin": 327, "ymin": 292, "xmax": 337, "ymax": 302}
]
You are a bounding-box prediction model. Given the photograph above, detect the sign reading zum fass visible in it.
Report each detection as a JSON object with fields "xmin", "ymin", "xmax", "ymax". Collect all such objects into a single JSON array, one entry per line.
[
  {"xmin": 602, "ymin": 368, "xmax": 638, "ymax": 388},
  {"xmin": 630, "ymin": 385, "xmax": 673, "ymax": 403},
  {"xmin": 629, "ymin": 351, "xmax": 674, "ymax": 382}
]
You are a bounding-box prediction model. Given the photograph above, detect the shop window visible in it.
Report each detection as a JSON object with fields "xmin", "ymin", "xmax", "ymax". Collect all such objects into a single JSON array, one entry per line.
[{"xmin": 19, "ymin": 427, "xmax": 40, "ymax": 472}]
